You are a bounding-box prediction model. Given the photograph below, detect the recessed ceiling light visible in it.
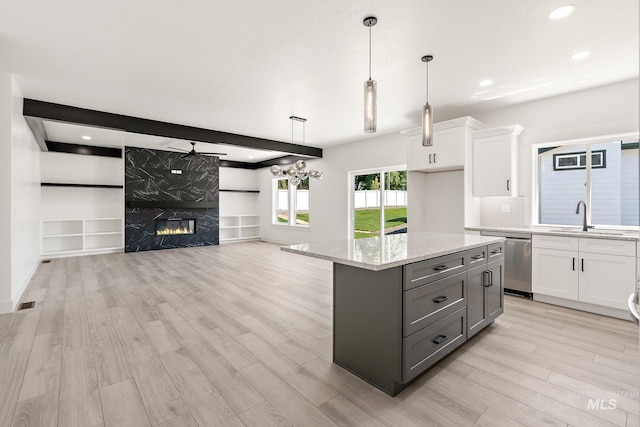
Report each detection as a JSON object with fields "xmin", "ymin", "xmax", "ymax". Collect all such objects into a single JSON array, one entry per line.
[
  {"xmin": 248, "ymin": 155, "xmax": 254, "ymax": 159},
  {"xmin": 478, "ymin": 79, "xmax": 493, "ymax": 87},
  {"xmin": 82, "ymin": 135, "xmax": 92, "ymax": 140},
  {"xmin": 548, "ymin": 5, "xmax": 575, "ymax": 20},
  {"xmin": 571, "ymin": 51, "xmax": 591, "ymax": 60},
  {"xmin": 575, "ymin": 79, "xmax": 590, "ymax": 84}
]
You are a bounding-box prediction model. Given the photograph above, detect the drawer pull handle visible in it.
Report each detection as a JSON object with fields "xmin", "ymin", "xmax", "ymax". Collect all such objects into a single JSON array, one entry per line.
[
  {"xmin": 432, "ymin": 335, "xmax": 448, "ymax": 345},
  {"xmin": 471, "ymin": 254, "xmax": 484, "ymax": 260},
  {"xmin": 432, "ymin": 296, "xmax": 449, "ymax": 304},
  {"xmin": 482, "ymin": 270, "xmax": 493, "ymax": 287},
  {"xmin": 490, "ymin": 249, "xmax": 501, "ymax": 255},
  {"xmin": 433, "ymin": 265, "xmax": 448, "ymax": 272}
]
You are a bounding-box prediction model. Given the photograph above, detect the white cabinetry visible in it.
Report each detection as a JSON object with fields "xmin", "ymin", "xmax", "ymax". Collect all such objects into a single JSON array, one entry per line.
[
  {"xmin": 405, "ymin": 117, "xmax": 485, "ymax": 172},
  {"xmin": 42, "ymin": 218, "xmax": 123, "ymax": 257},
  {"xmin": 472, "ymin": 125, "xmax": 523, "ymax": 196},
  {"xmin": 532, "ymin": 235, "xmax": 636, "ymax": 311},
  {"xmin": 219, "ymin": 215, "xmax": 260, "ymax": 243}
]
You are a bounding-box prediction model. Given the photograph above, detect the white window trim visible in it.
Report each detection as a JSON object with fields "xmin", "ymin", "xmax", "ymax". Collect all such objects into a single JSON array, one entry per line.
[
  {"xmin": 272, "ymin": 177, "xmax": 310, "ymax": 228},
  {"xmin": 347, "ymin": 165, "xmax": 407, "ymax": 239},
  {"xmin": 531, "ymin": 131, "xmax": 639, "ymax": 230}
]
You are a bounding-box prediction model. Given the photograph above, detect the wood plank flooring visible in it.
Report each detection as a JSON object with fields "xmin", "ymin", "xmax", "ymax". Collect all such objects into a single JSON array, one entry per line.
[{"xmin": 1, "ymin": 241, "xmax": 638, "ymax": 426}]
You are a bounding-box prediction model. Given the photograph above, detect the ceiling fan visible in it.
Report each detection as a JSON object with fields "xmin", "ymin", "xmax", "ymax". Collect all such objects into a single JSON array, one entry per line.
[{"xmin": 168, "ymin": 141, "xmax": 227, "ymax": 158}]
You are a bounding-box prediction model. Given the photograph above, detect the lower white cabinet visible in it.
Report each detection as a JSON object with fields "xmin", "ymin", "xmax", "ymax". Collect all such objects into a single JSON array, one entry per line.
[{"xmin": 532, "ymin": 235, "xmax": 636, "ymax": 310}]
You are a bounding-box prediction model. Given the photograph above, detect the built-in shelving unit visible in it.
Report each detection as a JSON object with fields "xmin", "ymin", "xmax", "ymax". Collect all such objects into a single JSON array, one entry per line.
[
  {"xmin": 42, "ymin": 218, "xmax": 123, "ymax": 257},
  {"xmin": 219, "ymin": 215, "xmax": 260, "ymax": 243}
]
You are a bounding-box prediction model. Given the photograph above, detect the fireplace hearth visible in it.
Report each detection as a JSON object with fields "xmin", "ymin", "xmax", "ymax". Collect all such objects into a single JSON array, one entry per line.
[{"xmin": 155, "ymin": 219, "xmax": 195, "ymax": 236}]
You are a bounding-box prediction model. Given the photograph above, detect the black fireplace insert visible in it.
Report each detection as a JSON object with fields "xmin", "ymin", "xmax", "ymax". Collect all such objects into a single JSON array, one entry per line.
[{"xmin": 155, "ymin": 218, "xmax": 196, "ymax": 236}]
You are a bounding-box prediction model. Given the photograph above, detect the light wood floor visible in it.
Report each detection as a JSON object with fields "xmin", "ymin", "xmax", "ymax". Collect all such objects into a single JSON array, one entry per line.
[{"xmin": 1, "ymin": 241, "xmax": 639, "ymax": 427}]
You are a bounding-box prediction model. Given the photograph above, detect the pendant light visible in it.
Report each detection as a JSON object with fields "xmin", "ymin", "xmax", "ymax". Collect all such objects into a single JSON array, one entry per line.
[
  {"xmin": 363, "ymin": 16, "xmax": 377, "ymax": 133},
  {"xmin": 269, "ymin": 116, "xmax": 323, "ymax": 186},
  {"xmin": 421, "ymin": 55, "xmax": 434, "ymax": 146}
]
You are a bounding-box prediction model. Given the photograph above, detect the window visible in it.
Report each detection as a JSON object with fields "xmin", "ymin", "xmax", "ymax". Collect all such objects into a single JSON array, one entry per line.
[
  {"xmin": 553, "ymin": 150, "xmax": 605, "ymax": 170},
  {"xmin": 536, "ymin": 135, "xmax": 639, "ymax": 228},
  {"xmin": 273, "ymin": 177, "xmax": 310, "ymax": 227}
]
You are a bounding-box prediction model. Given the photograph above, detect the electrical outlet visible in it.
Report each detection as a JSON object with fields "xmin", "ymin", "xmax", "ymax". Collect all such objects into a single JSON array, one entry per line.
[{"xmin": 501, "ymin": 204, "xmax": 512, "ymax": 213}]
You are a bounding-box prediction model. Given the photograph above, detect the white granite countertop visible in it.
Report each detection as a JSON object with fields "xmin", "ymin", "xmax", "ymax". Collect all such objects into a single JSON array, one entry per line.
[
  {"xmin": 466, "ymin": 226, "xmax": 639, "ymax": 241},
  {"xmin": 281, "ymin": 232, "xmax": 504, "ymax": 271}
]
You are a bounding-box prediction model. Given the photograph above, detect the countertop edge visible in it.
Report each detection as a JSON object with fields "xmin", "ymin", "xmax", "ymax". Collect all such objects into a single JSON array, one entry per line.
[
  {"xmin": 466, "ymin": 226, "xmax": 639, "ymax": 242},
  {"xmin": 281, "ymin": 237, "xmax": 505, "ymax": 271}
]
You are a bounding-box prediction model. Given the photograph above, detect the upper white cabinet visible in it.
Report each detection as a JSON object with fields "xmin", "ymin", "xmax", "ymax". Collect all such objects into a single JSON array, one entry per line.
[
  {"xmin": 404, "ymin": 117, "xmax": 485, "ymax": 172},
  {"xmin": 472, "ymin": 125, "xmax": 524, "ymax": 196}
]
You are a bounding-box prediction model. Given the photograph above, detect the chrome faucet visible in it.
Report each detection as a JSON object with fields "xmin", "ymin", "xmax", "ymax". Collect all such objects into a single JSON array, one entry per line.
[{"xmin": 575, "ymin": 200, "xmax": 588, "ymax": 231}]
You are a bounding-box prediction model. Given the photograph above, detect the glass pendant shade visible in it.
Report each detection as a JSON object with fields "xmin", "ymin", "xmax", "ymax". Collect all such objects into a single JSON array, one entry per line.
[
  {"xmin": 422, "ymin": 103, "xmax": 433, "ymax": 146},
  {"xmin": 364, "ymin": 79, "xmax": 377, "ymax": 133},
  {"xmin": 269, "ymin": 116, "xmax": 323, "ymax": 186}
]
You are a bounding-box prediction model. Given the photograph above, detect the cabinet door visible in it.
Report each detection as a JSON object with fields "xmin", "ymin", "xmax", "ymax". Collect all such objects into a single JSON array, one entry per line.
[
  {"xmin": 486, "ymin": 259, "xmax": 504, "ymax": 321},
  {"xmin": 473, "ymin": 133, "xmax": 512, "ymax": 196},
  {"xmin": 406, "ymin": 134, "xmax": 434, "ymax": 172},
  {"xmin": 467, "ymin": 264, "xmax": 488, "ymax": 338},
  {"xmin": 579, "ymin": 253, "xmax": 636, "ymax": 309},
  {"xmin": 532, "ymin": 248, "xmax": 579, "ymax": 300},
  {"xmin": 430, "ymin": 126, "xmax": 464, "ymax": 171},
  {"xmin": 406, "ymin": 127, "xmax": 464, "ymax": 172}
]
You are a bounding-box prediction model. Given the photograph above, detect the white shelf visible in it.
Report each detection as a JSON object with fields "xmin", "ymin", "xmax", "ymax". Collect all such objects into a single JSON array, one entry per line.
[
  {"xmin": 219, "ymin": 214, "xmax": 260, "ymax": 243},
  {"xmin": 41, "ymin": 218, "xmax": 124, "ymax": 258}
]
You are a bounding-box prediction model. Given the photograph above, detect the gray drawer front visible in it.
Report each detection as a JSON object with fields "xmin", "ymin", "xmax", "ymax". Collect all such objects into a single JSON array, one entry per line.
[
  {"xmin": 403, "ymin": 307, "xmax": 466, "ymax": 382},
  {"xmin": 488, "ymin": 242, "xmax": 504, "ymax": 261},
  {"xmin": 466, "ymin": 246, "xmax": 488, "ymax": 268},
  {"xmin": 403, "ymin": 271, "xmax": 466, "ymax": 337},
  {"xmin": 403, "ymin": 252, "xmax": 467, "ymax": 290}
]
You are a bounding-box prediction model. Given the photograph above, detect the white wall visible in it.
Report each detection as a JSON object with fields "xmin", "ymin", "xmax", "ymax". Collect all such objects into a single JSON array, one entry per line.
[
  {"xmin": 219, "ymin": 167, "xmax": 258, "ymax": 215},
  {"xmin": 258, "ymin": 132, "xmax": 406, "ymax": 245},
  {"xmin": 0, "ymin": 73, "xmax": 12, "ymax": 312},
  {"xmin": 471, "ymin": 78, "xmax": 639, "ymax": 226},
  {"xmin": 40, "ymin": 152, "xmax": 123, "ymax": 219},
  {"xmin": 0, "ymin": 74, "xmax": 41, "ymax": 314}
]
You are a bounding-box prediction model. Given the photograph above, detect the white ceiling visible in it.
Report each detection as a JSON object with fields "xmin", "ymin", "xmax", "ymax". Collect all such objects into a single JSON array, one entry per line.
[{"xmin": 1, "ymin": 0, "xmax": 638, "ymax": 156}]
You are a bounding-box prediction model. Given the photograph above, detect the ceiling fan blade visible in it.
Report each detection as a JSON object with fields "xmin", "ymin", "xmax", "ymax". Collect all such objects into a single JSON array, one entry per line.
[
  {"xmin": 180, "ymin": 152, "xmax": 191, "ymax": 158},
  {"xmin": 200, "ymin": 152, "xmax": 227, "ymax": 156},
  {"xmin": 168, "ymin": 146, "xmax": 190, "ymax": 152}
]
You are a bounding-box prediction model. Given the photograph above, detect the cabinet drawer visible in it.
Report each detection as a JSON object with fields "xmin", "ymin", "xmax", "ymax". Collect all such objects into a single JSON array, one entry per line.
[
  {"xmin": 579, "ymin": 238, "xmax": 636, "ymax": 257},
  {"xmin": 466, "ymin": 246, "xmax": 488, "ymax": 268},
  {"xmin": 403, "ymin": 272, "xmax": 466, "ymax": 337},
  {"xmin": 403, "ymin": 307, "xmax": 466, "ymax": 382},
  {"xmin": 404, "ymin": 252, "xmax": 467, "ymax": 290},
  {"xmin": 533, "ymin": 235, "xmax": 579, "ymax": 251},
  {"xmin": 487, "ymin": 242, "xmax": 504, "ymax": 261}
]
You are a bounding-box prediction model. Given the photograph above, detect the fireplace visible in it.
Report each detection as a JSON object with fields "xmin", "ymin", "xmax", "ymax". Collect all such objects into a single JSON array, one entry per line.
[{"xmin": 155, "ymin": 219, "xmax": 195, "ymax": 236}]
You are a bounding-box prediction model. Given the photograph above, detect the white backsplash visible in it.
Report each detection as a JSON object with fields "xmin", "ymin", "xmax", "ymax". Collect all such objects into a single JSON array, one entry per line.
[{"xmin": 480, "ymin": 196, "xmax": 526, "ymax": 227}]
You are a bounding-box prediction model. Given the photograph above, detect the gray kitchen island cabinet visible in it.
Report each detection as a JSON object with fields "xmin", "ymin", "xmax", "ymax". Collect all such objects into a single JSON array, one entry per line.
[{"xmin": 283, "ymin": 232, "xmax": 505, "ymax": 396}]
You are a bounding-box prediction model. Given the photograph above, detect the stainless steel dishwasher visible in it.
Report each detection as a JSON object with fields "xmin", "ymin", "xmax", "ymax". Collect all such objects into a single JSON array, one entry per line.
[{"xmin": 481, "ymin": 231, "xmax": 532, "ymax": 298}]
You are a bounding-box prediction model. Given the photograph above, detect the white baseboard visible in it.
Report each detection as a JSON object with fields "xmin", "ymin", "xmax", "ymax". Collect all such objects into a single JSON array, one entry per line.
[
  {"xmin": 11, "ymin": 256, "xmax": 41, "ymax": 312},
  {"xmin": 534, "ymin": 293, "xmax": 631, "ymax": 321}
]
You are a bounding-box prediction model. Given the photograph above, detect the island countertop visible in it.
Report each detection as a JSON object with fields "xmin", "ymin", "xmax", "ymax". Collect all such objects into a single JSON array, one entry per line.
[{"xmin": 281, "ymin": 231, "xmax": 505, "ymax": 271}]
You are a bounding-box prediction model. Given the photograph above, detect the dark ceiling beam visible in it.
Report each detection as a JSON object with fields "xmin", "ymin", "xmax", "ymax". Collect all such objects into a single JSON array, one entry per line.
[
  {"xmin": 46, "ymin": 141, "xmax": 122, "ymax": 158},
  {"xmin": 23, "ymin": 99, "xmax": 323, "ymax": 158}
]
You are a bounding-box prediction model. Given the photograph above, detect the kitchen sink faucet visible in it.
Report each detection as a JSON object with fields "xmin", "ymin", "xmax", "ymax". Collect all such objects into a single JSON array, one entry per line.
[{"xmin": 575, "ymin": 200, "xmax": 590, "ymax": 231}]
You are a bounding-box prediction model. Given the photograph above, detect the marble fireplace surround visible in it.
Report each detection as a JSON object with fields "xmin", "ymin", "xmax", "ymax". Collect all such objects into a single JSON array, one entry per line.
[{"xmin": 124, "ymin": 147, "xmax": 219, "ymax": 252}]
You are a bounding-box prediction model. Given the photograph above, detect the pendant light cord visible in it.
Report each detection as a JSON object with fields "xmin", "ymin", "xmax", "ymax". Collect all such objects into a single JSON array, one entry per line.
[
  {"xmin": 425, "ymin": 60, "xmax": 429, "ymax": 103},
  {"xmin": 368, "ymin": 24, "xmax": 372, "ymax": 80}
]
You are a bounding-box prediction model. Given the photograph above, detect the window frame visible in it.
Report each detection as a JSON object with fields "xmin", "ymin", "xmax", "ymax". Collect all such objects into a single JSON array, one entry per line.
[
  {"xmin": 532, "ymin": 132, "xmax": 639, "ymax": 230},
  {"xmin": 272, "ymin": 177, "xmax": 310, "ymax": 228},
  {"xmin": 552, "ymin": 150, "xmax": 606, "ymax": 171}
]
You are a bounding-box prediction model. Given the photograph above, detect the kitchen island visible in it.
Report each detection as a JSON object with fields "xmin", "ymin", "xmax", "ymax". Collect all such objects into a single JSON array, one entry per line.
[{"xmin": 283, "ymin": 232, "xmax": 506, "ymax": 396}]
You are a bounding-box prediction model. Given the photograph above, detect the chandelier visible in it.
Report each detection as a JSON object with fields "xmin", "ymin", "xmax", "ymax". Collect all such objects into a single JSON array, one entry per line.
[{"xmin": 269, "ymin": 116, "xmax": 323, "ymax": 186}]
